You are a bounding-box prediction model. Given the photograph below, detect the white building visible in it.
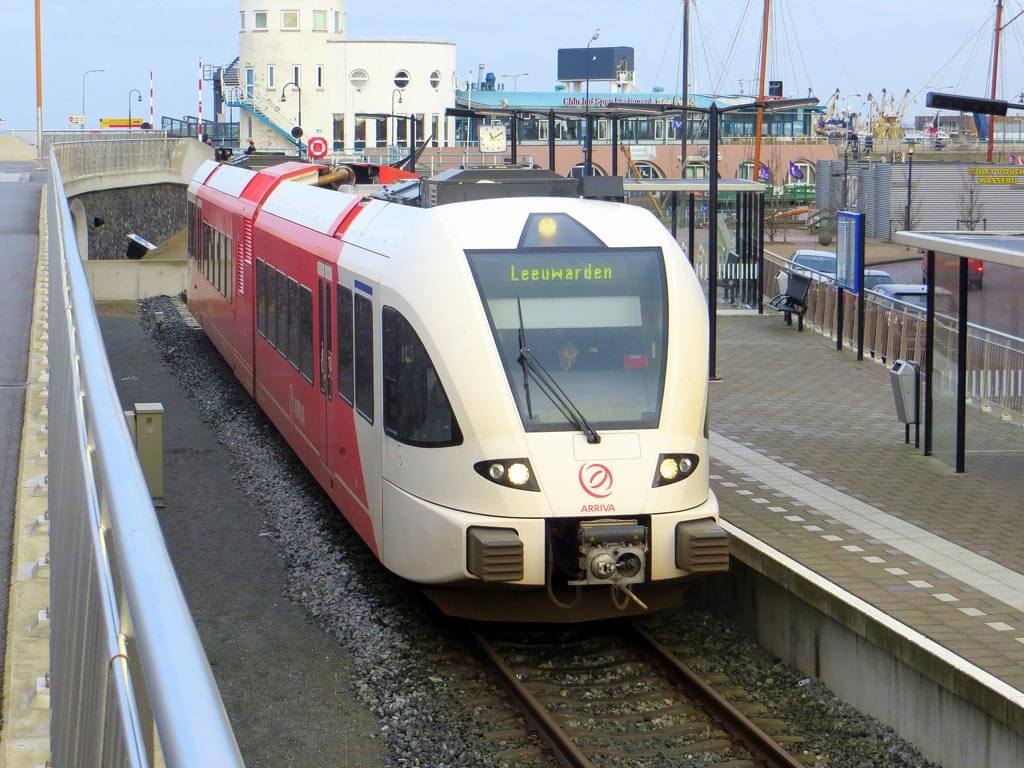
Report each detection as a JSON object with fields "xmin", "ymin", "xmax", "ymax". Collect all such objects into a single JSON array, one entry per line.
[{"xmin": 234, "ymin": 0, "xmax": 456, "ymax": 153}]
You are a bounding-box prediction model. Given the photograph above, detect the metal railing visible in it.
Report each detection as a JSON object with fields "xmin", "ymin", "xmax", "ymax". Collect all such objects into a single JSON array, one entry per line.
[
  {"xmin": 763, "ymin": 250, "xmax": 1024, "ymax": 425},
  {"xmin": 48, "ymin": 146, "xmax": 244, "ymax": 766},
  {"xmin": 53, "ymin": 139, "xmax": 179, "ymax": 184}
]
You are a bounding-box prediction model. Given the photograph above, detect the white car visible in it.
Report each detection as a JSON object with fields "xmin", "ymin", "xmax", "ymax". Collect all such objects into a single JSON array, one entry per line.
[
  {"xmin": 872, "ymin": 283, "xmax": 955, "ymax": 314},
  {"xmin": 775, "ymin": 249, "xmax": 892, "ymax": 295}
]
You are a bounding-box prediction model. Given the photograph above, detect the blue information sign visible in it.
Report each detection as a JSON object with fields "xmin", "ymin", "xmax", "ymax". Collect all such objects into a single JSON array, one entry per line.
[{"xmin": 836, "ymin": 211, "xmax": 865, "ymax": 293}]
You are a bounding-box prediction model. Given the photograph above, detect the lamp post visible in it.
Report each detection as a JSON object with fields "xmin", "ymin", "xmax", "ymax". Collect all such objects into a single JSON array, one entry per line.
[
  {"xmin": 128, "ymin": 88, "xmax": 142, "ymax": 133},
  {"xmin": 905, "ymin": 142, "xmax": 915, "ymax": 231},
  {"xmin": 501, "ymin": 72, "xmax": 529, "ymax": 92},
  {"xmin": 584, "ymin": 28, "xmax": 600, "ymax": 176},
  {"xmin": 281, "ymin": 82, "xmax": 302, "ymax": 156},
  {"xmin": 392, "ymin": 88, "xmax": 403, "ymax": 148},
  {"xmin": 81, "ymin": 68, "xmax": 104, "ymax": 130}
]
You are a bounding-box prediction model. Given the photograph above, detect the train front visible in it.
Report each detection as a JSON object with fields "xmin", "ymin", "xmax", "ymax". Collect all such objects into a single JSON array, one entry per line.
[{"xmin": 379, "ymin": 196, "xmax": 726, "ymax": 622}]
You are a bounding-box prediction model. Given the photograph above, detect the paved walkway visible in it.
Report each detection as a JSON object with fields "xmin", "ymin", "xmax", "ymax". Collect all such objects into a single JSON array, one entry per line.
[
  {"xmin": 712, "ymin": 314, "xmax": 1024, "ymax": 690},
  {"xmin": 0, "ymin": 162, "xmax": 43, "ymax": 694}
]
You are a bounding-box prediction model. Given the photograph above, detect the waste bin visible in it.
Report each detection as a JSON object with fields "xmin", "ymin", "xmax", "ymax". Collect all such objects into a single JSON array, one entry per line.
[
  {"xmin": 890, "ymin": 359, "xmax": 920, "ymax": 425},
  {"xmin": 125, "ymin": 233, "xmax": 158, "ymax": 260}
]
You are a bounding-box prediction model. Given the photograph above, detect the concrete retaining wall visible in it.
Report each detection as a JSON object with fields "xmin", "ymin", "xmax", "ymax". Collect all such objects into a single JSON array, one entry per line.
[
  {"xmin": 707, "ymin": 552, "xmax": 1024, "ymax": 768},
  {"xmin": 0, "ymin": 134, "xmax": 35, "ymax": 161},
  {"xmin": 83, "ymin": 260, "xmax": 187, "ymax": 300},
  {"xmin": 71, "ymin": 183, "xmax": 186, "ymax": 261}
]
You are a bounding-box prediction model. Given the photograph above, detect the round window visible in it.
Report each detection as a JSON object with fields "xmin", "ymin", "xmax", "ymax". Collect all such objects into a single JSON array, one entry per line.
[
  {"xmin": 349, "ymin": 69, "xmax": 369, "ymax": 89},
  {"xmin": 429, "ymin": 70, "xmax": 442, "ymax": 89},
  {"xmin": 394, "ymin": 70, "xmax": 410, "ymax": 89}
]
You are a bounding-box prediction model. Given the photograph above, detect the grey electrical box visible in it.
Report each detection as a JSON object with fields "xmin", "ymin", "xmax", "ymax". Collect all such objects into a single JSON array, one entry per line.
[{"xmin": 890, "ymin": 360, "xmax": 920, "ymax": 425}]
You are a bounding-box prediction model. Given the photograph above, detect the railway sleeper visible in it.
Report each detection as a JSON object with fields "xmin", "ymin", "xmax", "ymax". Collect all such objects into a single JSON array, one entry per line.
[
  {"xmin": 550, "ymin": 703, "xmax": 706, "ymax": 724},
  {"xmin": 563, "ymin": 721, "xmax": 727, "ymax": 739}
]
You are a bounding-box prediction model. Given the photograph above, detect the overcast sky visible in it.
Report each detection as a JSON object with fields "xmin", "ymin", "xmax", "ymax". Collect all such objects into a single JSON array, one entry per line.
[{"xmin": 1, "ymin": 1, "xmax": 1021, "ymax": 130}]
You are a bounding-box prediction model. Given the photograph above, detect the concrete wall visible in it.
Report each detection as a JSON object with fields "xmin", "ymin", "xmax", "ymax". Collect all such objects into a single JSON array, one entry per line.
[
  {"xmin": 83, "ymin": 260, "xmax": 187, "ymax": 300},
  {"xmin": 0, "ymin": 133, "xmax": 35, "ymax": 161},
  {"xmin": 707, "ymin": 556, "xmax": 1024, "ymax": 768},
  {"xmin": 71, "ymin": 183, "xmax": 186, "ymax": 260}
]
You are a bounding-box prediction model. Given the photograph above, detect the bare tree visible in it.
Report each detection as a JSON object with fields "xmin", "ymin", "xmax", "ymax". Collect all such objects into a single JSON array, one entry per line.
[{"xmin": 958, "ymin": 176, "xmax": 985, "ymax": 231}]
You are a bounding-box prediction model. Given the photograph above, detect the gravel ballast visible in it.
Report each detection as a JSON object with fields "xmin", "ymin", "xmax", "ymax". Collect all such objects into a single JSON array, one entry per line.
[{"xmin": 136, "ymin": 295, "xmax": 941, "ymax": 768}]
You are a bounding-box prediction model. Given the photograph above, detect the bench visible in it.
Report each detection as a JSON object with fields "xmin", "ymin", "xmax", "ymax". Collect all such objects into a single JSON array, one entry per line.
[{"xmin": 767, "ymin": 272, "xmax": 811, "ymax": 331}]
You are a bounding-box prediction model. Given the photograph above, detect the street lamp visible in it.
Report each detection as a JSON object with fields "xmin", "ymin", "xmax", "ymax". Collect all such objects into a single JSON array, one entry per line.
[
  {"xmin": 905, "ymin": 142, "xmax": 915, "ymax": 231},
  {"xmin": 584, "ymin": 28, "xmax": 600, "ymax": 176},
  {"xmin": 281, "ymin": 81, "xmax": 302, "ymax": 156},
  {"xmin": 392, "ymin": 88, "xmax": 403, "ymax": 148},
  {"xmin": 501, "ymin": 72, "xmax": 529, "ymax": 92},
  {"xmin": 81, "ymin": 68, "xmax": 104, "ymax": 130},
  {"xmin": 128, "ymin": 88, "xmax": 142, "ymax": 133}
]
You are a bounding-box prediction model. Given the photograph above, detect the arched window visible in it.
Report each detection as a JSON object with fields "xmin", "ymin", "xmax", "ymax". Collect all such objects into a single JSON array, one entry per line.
[
  {"xmin": 628, "ymin": 161, "xmax": 664, "ymax": 180},
  {"xmin": 738, "ymin": 161, "xmax": 755, "ymax": 180},
  {"xmin": 429, "ymin": 70, "xmax": 442, "ymax": 89},
  {"xmin": 685, "ymin": 161, "xmax": 709, "ymax": 179},
  {"xmin": 383, "ymin": 308, "xmax": 463, "ymax": 447},
  {"xmin": 569, "ymin": 163, "xmax": 607, "ymax": 179}
]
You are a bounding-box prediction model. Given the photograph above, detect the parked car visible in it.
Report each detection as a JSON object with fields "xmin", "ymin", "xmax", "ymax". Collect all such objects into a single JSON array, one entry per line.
[
  {"xmin": 776, "ymin": 249, "xmax": 893, "ymax": 294},
  {"xmin": 919, "ymin": 254, "xmax": 983, "ymax": 290},
  {"xmin": 873, "ymin": 283, "xmax": 955, "ymax": 314}
]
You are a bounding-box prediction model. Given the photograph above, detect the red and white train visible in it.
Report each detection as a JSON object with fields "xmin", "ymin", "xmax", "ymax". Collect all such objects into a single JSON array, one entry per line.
[{"xmin": 186, "ymin": 160, "xmax": 727, "ymax": 621}]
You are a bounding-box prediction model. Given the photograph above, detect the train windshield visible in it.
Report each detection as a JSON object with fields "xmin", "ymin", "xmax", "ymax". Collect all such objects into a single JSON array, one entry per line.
[{"xmin": 467, "ymin": 247, "xmax": 667, "ymax": 431}]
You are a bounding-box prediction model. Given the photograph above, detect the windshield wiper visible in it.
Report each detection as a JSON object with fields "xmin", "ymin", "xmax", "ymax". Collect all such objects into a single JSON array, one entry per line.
[{"xmin": 515, "ymin": 300, "xmax": 601, "ymax": 444}]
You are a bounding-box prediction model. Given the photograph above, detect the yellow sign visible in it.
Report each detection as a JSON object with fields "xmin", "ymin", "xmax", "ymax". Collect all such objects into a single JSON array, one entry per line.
[
  {"xmin": 966, "ymin": 167, "xmax": 1024, "ymax": 185},
  {"xmin": 508, "ymin": 264, "xmax": 615, "ymax": 282},
  {"xmin": 100, "ymin": 117, "xmax": 145, "ymax": 129}
]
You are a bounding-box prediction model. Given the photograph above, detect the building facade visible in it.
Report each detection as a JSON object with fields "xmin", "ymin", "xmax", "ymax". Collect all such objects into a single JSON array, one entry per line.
[{"xmin": 235, "ymin": 0, "xmax": 456, "ymax": 153}]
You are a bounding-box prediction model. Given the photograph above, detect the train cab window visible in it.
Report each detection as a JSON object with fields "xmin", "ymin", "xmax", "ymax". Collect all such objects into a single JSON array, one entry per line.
[
  {"xmin": 467, "ymin": 244, "xmax": 668, "ymax": 431},
  {"xmin": 336, "ymin": 286, "xmax": 354, "ymax": 403},
  {"xmin": 287, "ymin": 278, "xmax": 301, "ymax": 370},
  {"xmin": 276, "ymin": 270, "xmax": 288, "ymax": 356},
  {"xmin": 382, "ymin": 308, "xmax": 462, "ymax": 447},
  {"xmin": 353, "ymin": 293, "xmax": 373, "ymax": 422},
  {"xmin": 300, "ymin": 285, "xmax": 314, "ymax": 382}
]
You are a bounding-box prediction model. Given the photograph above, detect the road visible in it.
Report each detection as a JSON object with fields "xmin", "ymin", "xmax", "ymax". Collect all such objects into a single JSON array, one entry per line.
[{"xmin": 876, "ymin": 258, "xmax": 1023, "ymax": 337}]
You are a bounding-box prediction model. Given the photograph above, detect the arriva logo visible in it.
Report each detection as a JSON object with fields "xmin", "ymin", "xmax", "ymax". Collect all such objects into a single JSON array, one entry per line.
[{"xmin": 578, "ymin": 462, "xmax": 613, "ymax": 498}]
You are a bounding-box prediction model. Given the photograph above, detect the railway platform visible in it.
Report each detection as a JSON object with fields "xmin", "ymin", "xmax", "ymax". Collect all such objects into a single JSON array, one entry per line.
[{"xmin": 710, "ymin": 312, "xmax": 1024, "ymax": 767}]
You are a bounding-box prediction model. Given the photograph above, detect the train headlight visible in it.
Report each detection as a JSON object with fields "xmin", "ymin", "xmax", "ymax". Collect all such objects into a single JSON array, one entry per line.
[
  {"xmin": 652, "ymin": 453, "xmax": 699, "ymax": 487},
  {"xmin": 507, "ymin": 462, "xmax": 531, "ymax": 487},
  {"xmin": 474, "ymin": 459, "xmax": 540, "ymax": 492}
]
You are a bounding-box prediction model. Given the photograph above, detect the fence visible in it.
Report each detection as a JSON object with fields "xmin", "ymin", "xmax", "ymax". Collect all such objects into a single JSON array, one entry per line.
[
  {"xmin": 763, "ymin": 250, "xmax": 1024, "ymax": 425},
  {"xmin": 53, "ymin": 139, "xmax": 179, "ymax": 185},
  {"xmin": 48, "ymin": 147, "xmax": 244, "ymax": 766}
]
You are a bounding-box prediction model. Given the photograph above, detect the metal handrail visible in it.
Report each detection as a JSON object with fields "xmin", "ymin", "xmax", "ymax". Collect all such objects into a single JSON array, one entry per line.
[{"xmin": 49, "ymin": 147, "xmax": 244, "ymax": 766}]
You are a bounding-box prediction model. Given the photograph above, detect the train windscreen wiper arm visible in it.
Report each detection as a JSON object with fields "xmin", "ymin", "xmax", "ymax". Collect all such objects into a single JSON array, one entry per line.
[{"xmin": 518, "ymin": 348, "xmax": 602, "ymax": 444}]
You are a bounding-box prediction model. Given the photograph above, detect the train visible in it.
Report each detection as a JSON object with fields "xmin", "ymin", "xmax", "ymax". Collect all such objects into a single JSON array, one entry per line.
[{"xmin": 186, "ymin": 160, "xmax": 728, "ymax": 622}]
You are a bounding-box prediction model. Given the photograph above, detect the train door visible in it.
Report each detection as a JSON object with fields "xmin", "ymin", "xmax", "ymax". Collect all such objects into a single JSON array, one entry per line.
[{"xmin": 317, "ymin": 260, "xmax": 334, "ymax": 460}]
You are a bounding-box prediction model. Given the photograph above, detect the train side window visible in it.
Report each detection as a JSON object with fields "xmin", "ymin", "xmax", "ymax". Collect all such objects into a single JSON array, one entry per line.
[
  {"xmin": 266, "ymin": 266, "xmax": 277, "ymax": 347},
  {"xmin": 382, "ymin": 307, "xmax": 462, "ymax": 447},
  {"xmin": 300, "ymin": 286, "xmax": 314, "ymax": 383},
  {"xmin": 256, "ymin": 260, "xmax": 266, "ymax": 336},
  {"xmin": 353, "ymin": 293, "xmax": 373, "ymax": 423},
  {"xmin": 287, "ymin": 278, "xmax": 300, "ymax": 370},
  {"xmin": 336, "ymin": 285, "xmax": 353, "ymax": 404},
  {"xmin": 226, "ymin": 237, "xmax": 233, "ymax": 301},
  {"xmin": 203, "ymin": 225, "xmax": 211, "ymax": 282},
  {"xmin": 276, "ymin": 270, "xmax": 288, "ymax": 356},
  {"xmin": 187, "ymin": 202, "xmax": 194, "ymax": 259}
]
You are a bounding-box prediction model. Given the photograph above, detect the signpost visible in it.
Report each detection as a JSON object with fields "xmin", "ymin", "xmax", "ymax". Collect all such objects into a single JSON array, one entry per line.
[
  {"xmin": 836, "ymin": 210, "xmax": 866, "ymax": 359},
  {"xmin": 68, "ymin": 113, "xmax": 85, "ymax": 127}
]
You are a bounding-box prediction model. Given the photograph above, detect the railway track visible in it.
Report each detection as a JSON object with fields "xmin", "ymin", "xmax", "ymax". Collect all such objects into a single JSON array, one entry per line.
[{"xmin": 468, "ymin": 623, "xmax": 809, "ymax": 768}]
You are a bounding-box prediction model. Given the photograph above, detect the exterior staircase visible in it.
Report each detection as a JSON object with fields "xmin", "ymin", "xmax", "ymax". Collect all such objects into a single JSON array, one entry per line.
[{"xmin": 219, "ymin": 60, "xmax": 306, "ymax": 153}]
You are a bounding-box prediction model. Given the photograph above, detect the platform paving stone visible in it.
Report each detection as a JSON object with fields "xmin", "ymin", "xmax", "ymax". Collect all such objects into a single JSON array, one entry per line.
[{"xmin": 710, "ymin": 314, "xmax": 1024, "ymax": 693}]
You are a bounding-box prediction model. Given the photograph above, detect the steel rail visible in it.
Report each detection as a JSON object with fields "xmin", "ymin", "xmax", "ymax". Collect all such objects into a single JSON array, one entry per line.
[
  {"xmin": 631, "ymin": 624, "xmax": 804, "ymax": 768},
  {"xmin": 468, "ymin": 630, "xmax": 596, "ymax": 768}
]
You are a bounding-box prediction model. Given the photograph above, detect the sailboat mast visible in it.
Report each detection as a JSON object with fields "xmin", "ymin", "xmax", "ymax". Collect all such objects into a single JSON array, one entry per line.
[
  {"xmin": 752, "ymin": 0, "xmax": 772, "ymax": 181},
  {"xmin": 681, "ymin": 0, "xmax": 690, "ymax": 169},
  {"xmin": 988, "ymin": 0, "xmax": 1004, "ymax": 162}
]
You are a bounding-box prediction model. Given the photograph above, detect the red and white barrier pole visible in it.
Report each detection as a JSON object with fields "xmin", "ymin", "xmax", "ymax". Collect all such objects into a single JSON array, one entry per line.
[
  {"xmin": 198, "ymin": 59, "xmax": 204, "ymax": 142},
  {"xmin": 149, "ymin": 70, "xmax": 155, "ymax": 129}
]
